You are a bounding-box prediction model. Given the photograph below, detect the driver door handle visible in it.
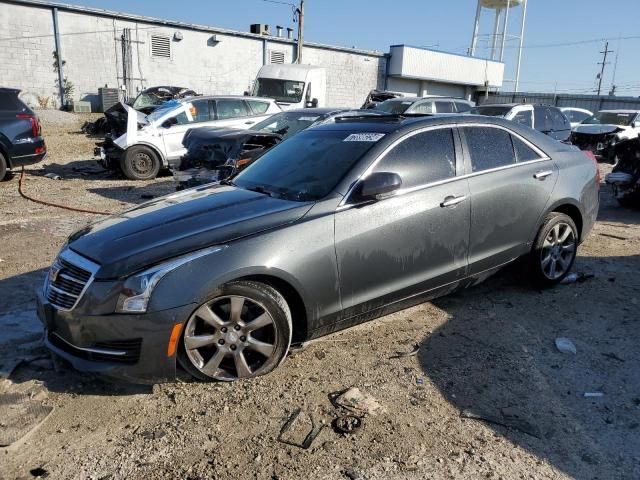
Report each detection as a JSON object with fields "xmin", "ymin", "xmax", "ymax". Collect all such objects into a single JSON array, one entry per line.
[
  {"xmin": 245, "ymin": 121, "xmax": 255, "ymax": 125},
  {"xmin": 534, "ymin": 170, "xmax": 553, "ymax": 180},
  {"xmin": 440, "ymin": 195, "xmax": 467, "ymax": 208}
]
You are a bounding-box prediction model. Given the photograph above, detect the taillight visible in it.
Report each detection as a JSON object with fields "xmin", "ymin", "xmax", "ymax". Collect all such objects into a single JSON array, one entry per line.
[
  {"xmin": 16, "ymin": 113, "xmax": 39, "ymax": 138},
  {"xmin": 583, "ymin": 150, "xmax": 600, "ymax": 188}
]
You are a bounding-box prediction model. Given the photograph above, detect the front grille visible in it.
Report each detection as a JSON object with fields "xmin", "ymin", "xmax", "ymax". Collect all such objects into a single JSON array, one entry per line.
[
  {"xmin": 49, "ymin": 333, "xmax": 142, "ymax": 365},
  {"xmin": 45, "ymin": 250, "xmax": 98, "ymax": 311}
]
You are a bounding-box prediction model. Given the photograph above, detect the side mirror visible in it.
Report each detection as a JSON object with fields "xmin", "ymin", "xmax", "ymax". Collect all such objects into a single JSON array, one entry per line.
[
  {"xmin": 162, "ymin": 117, "xmax": 178, "ymax": 128},
  {"xmin": 306, "ymin": 98, "xmax": 319, "ymax": 108},
  {"xmin": 243, "ymin": 91, "xmax": 250, "ymax": 96},
  {"xmin": 357, "ymin": 172, "xmax": 402, "ymax": 201}
]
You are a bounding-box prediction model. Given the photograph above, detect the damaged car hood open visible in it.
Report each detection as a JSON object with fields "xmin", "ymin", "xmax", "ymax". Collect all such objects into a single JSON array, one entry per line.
[
  {"xmin": 68, "ymin": 185, "xmax": 312, "ymax": 279},
  {"xmin": 104, "ymin": 102, "xmax": 148, "ymax": 138}
]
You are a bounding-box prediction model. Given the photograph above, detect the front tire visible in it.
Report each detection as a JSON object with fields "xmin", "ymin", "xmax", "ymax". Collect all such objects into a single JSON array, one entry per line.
[
  {"xmin": 0, "ymin": 152, "xmax": 7, "ymax": 181},
  {"xmin": 178, "ymin": 281, "xmax": 292, "ymax": 382},
  {"xmin": 121, "ymin": 146, "xmax": 161, "ymax": 180},
  {"xmin": 529, "ymin": 213, "xmax": 578, "ymax": 288}
]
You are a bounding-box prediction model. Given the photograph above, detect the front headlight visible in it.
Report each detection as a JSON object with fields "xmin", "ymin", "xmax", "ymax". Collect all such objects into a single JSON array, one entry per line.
[{"xmin": 115, "ymin": 245, "xmax": 226, "ymax": 313}]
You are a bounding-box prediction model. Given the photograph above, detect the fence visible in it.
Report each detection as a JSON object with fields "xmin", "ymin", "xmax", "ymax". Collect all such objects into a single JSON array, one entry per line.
[{"xmin": 476, "ymin": 91, "xmax": 640, "ymax": 112}]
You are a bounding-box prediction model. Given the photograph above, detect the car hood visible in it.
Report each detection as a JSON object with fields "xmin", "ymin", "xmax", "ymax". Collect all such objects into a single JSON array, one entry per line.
[
  {"xmin": 104, "ymin": 102, "xmax": 147, "ymax": 137},
  {"xmin": 68, "ymin": 185, "xmax": 313, "ymax": 279},
  {"xmin": 572, "ymin": 124, "xmax": 626, "ymax": 135}
]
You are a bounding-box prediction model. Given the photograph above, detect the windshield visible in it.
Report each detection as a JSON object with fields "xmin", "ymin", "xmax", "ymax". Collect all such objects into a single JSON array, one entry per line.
[
  {"xmin": 582, "ymin": 111, "xmax": 636, "ymax": 126},
  {"xmin": 374, "ymin": 100, "xmax": 412, "ymax": 114},
  {"xmin": 469, "ymin": 106, "xmax": 512, "ymax": 117},
  {"xmin": 251, "ymin": 111, "xmax": 323, "ymax": 139},
  {"xmin": 132, "ymin": 92, "xmax": 168, "ymax": 110},
  {"xmin": 253, "ymin": 78, "xmax": 305, "ymax": 103},
  {"xmin": 145, "ymin": 100, "xmax": 182, "ymax": 124},
  {"xmin": 233, "ymin": 130, "xmax": 383, "ymax": 202}
]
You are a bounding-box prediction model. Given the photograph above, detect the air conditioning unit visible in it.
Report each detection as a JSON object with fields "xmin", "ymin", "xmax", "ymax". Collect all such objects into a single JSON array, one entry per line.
[
  {"xmin": 250, "ymin": 24, "xmax": 270, "ymax": 35},
  {"xmin": 98, "ymin": 87, "xmax": 120, "ymax": 112},
  {"xmin": 71, "ymin": 101, "xmax": 91, "ymax": 113}
]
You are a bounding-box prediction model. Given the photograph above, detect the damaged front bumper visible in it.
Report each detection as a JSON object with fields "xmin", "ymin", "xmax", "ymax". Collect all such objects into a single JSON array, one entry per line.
[
  {"xmin": 36, "ymin": 288, "xmax": 195, "ymax": 384},
  {"xmin": 94, "ymin": 137, "xmax": 124, "ymax": 169}
]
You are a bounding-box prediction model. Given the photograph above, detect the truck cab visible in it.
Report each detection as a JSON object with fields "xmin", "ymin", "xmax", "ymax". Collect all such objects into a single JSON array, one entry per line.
[{"xmin": 251, "ymin": 64, "xmax": 326, "ymax": 110}]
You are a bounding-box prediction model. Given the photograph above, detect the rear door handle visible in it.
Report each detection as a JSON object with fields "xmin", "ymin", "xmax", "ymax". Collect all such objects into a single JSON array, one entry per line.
[
  {"xmin": 245, "ymin": 121, "xmax": 255, "ymax": 125},
  {"xmin": 440, "ymin": 195, "xmax": 467, "ymax": 208},
  {"xmin": 534, "ymin": 170, "xmax": 553, "ymax": 180}
]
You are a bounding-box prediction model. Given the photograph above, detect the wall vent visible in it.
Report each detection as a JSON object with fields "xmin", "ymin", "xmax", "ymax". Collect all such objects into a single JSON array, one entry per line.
[
  {"xmin": 269, "ymin": 50, "xmax": 286, "ymax": 64},
  {"xmin": 151, "ymin": 35, "xmax": 171, "ymax": 58}
]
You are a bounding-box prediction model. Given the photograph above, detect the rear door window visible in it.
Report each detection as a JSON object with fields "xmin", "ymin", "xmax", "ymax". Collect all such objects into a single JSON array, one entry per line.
[
  {"xmin": 549, "ymin": 108, "xmax": 570, "ymax": 130},
  {"xmin": 0, "ymin": 91, "xmax": 22, "ymax": 111},
  {"xmin": 534, "ymin": 106, "xmax": 552, "ymax": 132},
  {"xmin": 216, "ymin": 99, "xmax": 249, "ymax": 119},
  {"xmin": 512, "ymin": 109, "xmax": 533, "ymax": 128},
  {"xmin": 512, "ymin": 135, "xmax": 541, "ymax": 162},
  {"xmin": 410, "ymin": 101, "xmax": 434, "ymax": 114},
  {"xmin": 464, "ymin": 127, "xmax": 515, "ymax": 172},
  {"xmin": 454, "ymin": 101, "xmax": 472, "ymax": 113},
  {"xmin": 434, "ymin": 101, "xmax": 456, "ymax": 113},
  {"xmin": 375, "ymin": 128, "xmax": 456, "ymax": 188},
  {"xmin": 247, "ymin": 100, "xmax": 270, "ymax": 115}
]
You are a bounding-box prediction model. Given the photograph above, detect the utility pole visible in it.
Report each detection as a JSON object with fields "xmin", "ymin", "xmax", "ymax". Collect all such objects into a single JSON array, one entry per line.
[
  {"xmin": 296, "ymin": 0, "xmax": 304, "ymax": 64},
  {"xmin": 596, "ymin": 41, "xmax": 613, "ymax": 96}
]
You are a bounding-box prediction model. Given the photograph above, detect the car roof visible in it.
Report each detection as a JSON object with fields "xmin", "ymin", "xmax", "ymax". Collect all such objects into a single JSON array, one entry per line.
[
  {"xmin": 0, "ymin": 87, "xmax": 20, "ymax": 94},
  {"xmin": 273, "ymin": 107, "xmax": 341, "ymax": 115},
  {"xmin": 180, "ymin": 95, "xmax": 275, "ymax": 103},
  {"xmin": 598, "ymin": 109, "xmax": 640, "ymax": 114},
  {"xmin": 385, "ymin": 97, "xmax": 472, "ymax": 103}
]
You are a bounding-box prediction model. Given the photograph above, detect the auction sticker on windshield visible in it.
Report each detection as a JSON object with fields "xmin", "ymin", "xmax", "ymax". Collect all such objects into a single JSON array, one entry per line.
[
  {"xmin": 344, "ymin": 133, "xmax": 385, "ymax": 142},
  {"xmin": 298, "ymin": 116, "xmax": 320, "ymax": 121}
]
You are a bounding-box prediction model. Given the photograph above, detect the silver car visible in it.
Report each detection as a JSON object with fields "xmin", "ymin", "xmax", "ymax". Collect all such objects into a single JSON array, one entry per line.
[{"xmin": 39, "ymin": 115, "xmax": 599, "ymax": 383}]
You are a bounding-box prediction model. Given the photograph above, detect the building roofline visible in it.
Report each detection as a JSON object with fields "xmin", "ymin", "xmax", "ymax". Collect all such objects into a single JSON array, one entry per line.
[
  {"xmin": 2, "ymin": 0, "xmax": 386, "ymax": 57},
  {"xmin": 389, "ymin": 44, "xmax": 504, "ymax": 65}
]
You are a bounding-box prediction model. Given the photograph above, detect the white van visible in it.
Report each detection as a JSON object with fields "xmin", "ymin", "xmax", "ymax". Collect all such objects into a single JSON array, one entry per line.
[
  {"xmin": 96, "ymin": 96, "xmax": 281, "ymax": 180},
  {"xmin": 251, "ymin": 64, "xmax": 327, "ymax": 110}
]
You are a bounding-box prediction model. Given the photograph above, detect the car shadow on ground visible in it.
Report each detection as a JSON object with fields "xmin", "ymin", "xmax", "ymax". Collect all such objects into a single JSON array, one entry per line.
[
  {"xmin": 596, "ymin": 187, "xmax": 640, "ymax": 225},
  {"xmin": 0, "ymin": 268, "xmax": 152, "ymax": 396},
  {"xmin": 419, "ymin": 255, "xmax": 640, "ymax": 479}
]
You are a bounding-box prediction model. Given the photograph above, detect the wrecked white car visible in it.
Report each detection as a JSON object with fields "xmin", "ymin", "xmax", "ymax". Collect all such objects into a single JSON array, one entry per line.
[
  {"xmin": 571, "ymin": 110, "xmax": 640, "ymax": 163},
  {"xmin": 94, "ymin": 96, "xmax": 281, "ymax": 180}
]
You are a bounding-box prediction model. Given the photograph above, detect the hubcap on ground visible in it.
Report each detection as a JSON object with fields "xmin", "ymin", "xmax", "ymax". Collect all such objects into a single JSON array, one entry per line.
[
  {"xmin": 183, "ymin": 295, "xmax": 277, "ymax": 380},
  {"xmin": 540, "ymin": 222, "xmax": 576, "ymax": 280}
]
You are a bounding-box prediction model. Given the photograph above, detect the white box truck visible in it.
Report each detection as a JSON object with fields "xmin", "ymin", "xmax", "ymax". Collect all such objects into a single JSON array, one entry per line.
[{"xmin": 251, "ymin": 64, "xmax": 326, "ymax": 110}]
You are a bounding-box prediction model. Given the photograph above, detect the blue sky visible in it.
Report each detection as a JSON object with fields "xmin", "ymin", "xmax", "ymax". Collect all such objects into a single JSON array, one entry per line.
[{"xmin": 69, "ymin": 0, "xmax": 640, "ymax": 96}]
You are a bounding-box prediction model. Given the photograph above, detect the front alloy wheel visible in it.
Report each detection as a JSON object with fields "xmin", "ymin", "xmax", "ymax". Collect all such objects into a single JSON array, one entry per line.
[{"xmin": 178, "ymin": 281, "xmax": 292, "ymax": 381}]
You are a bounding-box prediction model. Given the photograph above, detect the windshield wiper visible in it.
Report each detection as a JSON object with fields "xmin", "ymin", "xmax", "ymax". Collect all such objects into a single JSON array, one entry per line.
[
  {"xmin": 220, "ymin": 179, "xmax": 236, "ymax": 187},
  {"xmin": 244, "ymin": 185, "xmax": 274, "ymax": 197}
]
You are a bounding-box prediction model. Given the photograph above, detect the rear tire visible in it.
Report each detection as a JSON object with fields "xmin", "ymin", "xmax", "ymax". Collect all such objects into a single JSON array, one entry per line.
[
  {"xmin": 529, "ymin": 213, "xmax": 578, "ymax": 288},
  {"xmin": 0, "ymin": 152, "xmax": 7, "ymax": 181},
  {"xmin": 178, "ymin": 281, "xmax": 292, "ymax": 382},
  {"xmin": 121, "ymin": 146, "xmax": 160, "ymax": 180}
]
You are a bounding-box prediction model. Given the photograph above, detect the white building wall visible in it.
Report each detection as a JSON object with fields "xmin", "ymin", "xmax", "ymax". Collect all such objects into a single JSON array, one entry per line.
[
  {"xmin": 0, "ymin": 1, "xmax": 386, "ymax": 110},
  {"xmin": 0, "ymin": 2, "xmax": 59, "ymax": 107}
]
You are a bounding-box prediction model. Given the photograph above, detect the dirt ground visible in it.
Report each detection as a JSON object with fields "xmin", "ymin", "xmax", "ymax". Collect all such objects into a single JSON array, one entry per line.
[{"xmin": 0, "ymin": 112, "xmax": 639, "ymax": 480}]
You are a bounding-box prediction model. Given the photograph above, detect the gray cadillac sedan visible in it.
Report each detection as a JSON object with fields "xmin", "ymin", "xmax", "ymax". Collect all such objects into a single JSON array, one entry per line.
[{"xmin": 37, "ymin": 115, "xmax": 599, "ymax": 383}]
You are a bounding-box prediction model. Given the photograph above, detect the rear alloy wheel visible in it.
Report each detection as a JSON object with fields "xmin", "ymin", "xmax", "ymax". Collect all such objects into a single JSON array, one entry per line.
[
  {"xmin": 178, "ymin": 281, "xmax": 292, "ymax": 381},
  {"xmin": 121, "ymin": 146, "xmax": 160, "ymax": 180},
  {"xmin": 0, "ymin": 152, "xmax": 7, "ymax": 181},
  {"xmin": 530, "ymin": 213, "xmax": 578, "ymax": 287}
]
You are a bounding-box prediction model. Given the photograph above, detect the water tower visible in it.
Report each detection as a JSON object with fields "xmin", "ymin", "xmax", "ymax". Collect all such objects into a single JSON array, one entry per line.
[{"xmin": 469, "ymin": 0, "xmax": 528, "ymax": 90}]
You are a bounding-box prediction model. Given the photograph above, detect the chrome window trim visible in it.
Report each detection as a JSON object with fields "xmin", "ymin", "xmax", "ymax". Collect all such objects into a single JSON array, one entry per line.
[
  {"xmin": 44, "ymin": 248, "xmax": 100, "ymax": 312},
  {"xmin": 337, "ymin": 123, "xmax": 551, "ymax": 210},
  {"xmin": 50, "ymin": 333, "xmax": 127, "ymax": 357}
]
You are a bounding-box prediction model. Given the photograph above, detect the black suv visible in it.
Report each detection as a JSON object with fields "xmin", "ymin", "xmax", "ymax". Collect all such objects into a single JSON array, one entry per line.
[{"xmin": 0, "ymin": 88, "xmax": 46, "ymax": 180}]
